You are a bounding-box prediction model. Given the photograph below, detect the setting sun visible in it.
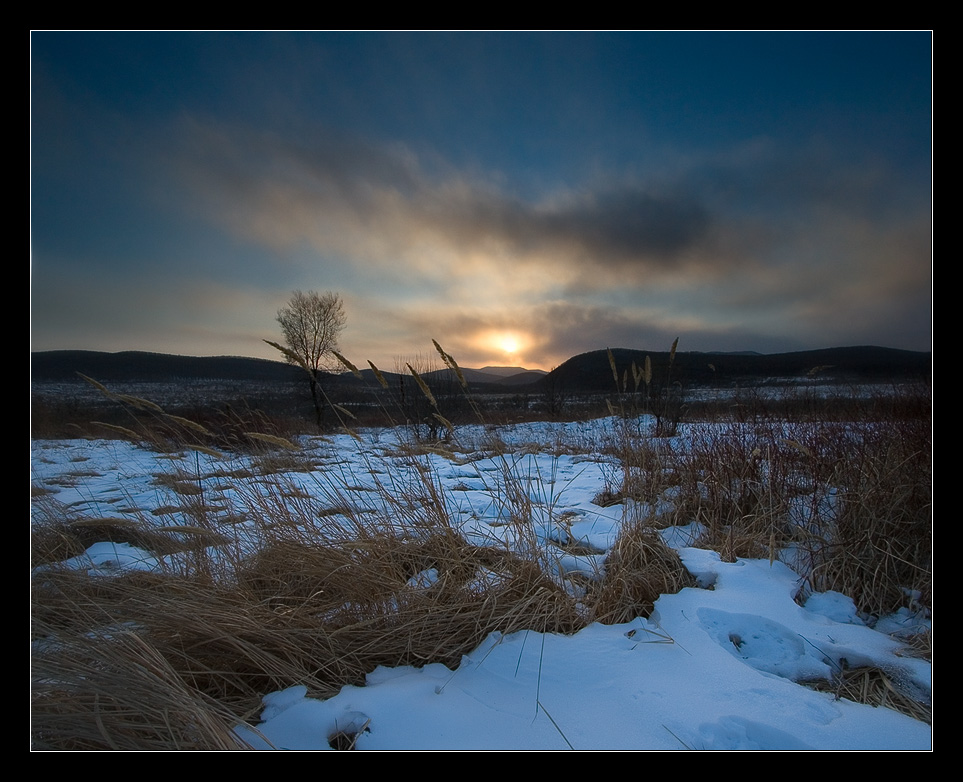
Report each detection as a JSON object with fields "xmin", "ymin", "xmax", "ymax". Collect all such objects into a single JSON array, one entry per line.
[
  {"xmin": 468, "ymin": 329, "xmax": 533, "ymax": 365},
  {"xmin": 499, "ymin": 335, "xmax": 520, "ymax": 354}
]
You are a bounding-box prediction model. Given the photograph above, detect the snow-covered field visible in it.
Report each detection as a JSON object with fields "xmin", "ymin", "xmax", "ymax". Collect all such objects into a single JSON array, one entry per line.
[{"xmin": 31, "ymin": 416, "xmax": 932, "ymax": 751}]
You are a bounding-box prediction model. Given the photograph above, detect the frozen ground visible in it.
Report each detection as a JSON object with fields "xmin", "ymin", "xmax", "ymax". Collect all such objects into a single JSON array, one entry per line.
[{"xmin": 31, "ymin": 417, "xmax": 932, "ymax": 751}]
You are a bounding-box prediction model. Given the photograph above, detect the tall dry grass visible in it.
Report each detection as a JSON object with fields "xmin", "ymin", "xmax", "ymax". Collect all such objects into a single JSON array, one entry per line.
[
  {"xmin": 599, "ymin": 384, "xmax": 931, "ymax": 620},
  {"xmin": 31, "ymin": 485, "xmax": 588, "ymax": 748},
  {"xmin": 31, "ymin": 357, "xmax": 930, "ymax": 749},
  {"xmin": 30, "ymin": 371, "xmax": 597, "ymax": 748}
]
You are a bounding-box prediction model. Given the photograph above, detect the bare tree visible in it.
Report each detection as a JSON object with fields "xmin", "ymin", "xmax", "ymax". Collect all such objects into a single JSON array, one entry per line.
[{"xmin": 265, "ymin": 290, "xmax": 346, "ymax": 428}]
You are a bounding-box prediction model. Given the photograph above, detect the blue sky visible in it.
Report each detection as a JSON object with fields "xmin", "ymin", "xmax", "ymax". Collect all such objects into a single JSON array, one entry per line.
[{"xmin": 30, "ymin": 31, "xmax": 932, "ymax": 370}]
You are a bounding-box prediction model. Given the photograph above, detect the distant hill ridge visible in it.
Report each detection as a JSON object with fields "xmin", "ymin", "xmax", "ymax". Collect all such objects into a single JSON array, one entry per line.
[
  {"xmin": 31, "ymin": 346, "xmax": 930, "ymax": 389},
  {"xmin": 30, "ymin": 350, "xmax": 305, "ymax": 383},
  {"xmin": 476, "ymin": 366, "xmax": 547, "ymax": 377},
  {"xmin": 545, "ymin": 345, "xmax": 930, "ymax": 391}
]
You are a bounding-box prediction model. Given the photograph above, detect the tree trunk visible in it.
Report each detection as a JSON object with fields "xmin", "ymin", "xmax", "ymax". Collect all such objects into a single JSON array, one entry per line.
[{"xmin": 309, "ymin": 372, "xmax": 324, "ymax": 429}]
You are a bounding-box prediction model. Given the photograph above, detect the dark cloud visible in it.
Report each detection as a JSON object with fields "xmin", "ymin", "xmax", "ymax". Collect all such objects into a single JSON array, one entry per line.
[
  {"xmin": 541, "ymin": 189, "xmax": 710, "ymax": 262},
  {"xmin": 521, "ymin": 302, "xmax": 807, "ymax": 364},
  {"xmin": 180, "ymin": 119, "xmax": 930, "ymax": 294},
  {"xmin": 176, "ymin": 119, "xmax": 716, "ymax": 276}
]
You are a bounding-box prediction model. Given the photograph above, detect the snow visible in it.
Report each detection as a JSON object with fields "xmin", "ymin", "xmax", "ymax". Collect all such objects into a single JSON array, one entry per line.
[
  {"xmin": 232, "ymin": 553, "xmax": 930, "ymax": 751},
  {"xmin": 31, "ymin": 416, "xmax": 932, "ymax": 751}
]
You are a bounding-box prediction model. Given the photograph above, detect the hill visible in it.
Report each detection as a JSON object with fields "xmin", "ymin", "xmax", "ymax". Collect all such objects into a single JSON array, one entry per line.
[
  {"xmin": 30, "ymin": 345, "xmax": 931, "ymax": 396},
  {"xmin": 539, "ymin": 346, "xmax": 931, "ymax": 393},
  {"xmin": 30, "ymin": 350, "xmax": 305, "ymax": 384}
]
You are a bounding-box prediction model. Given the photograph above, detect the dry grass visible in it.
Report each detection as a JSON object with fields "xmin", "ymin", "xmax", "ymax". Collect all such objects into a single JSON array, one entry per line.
[
  {"xmin": 31, "ymin": 371, "xmax": 931, "ymax": 749},
  {"xmin": 31, "ymin": 526, "xmax": 583, "ymax": 749},
  {"xmin": 589, "ymin": 520, "xmax": 696, "ymax": 623},
  {"xmin": 30, "ymin": 498, "xmax": 214, "ymax": 568},
  {"xmin": 806, "ymin": 417, "xmax": 931, "ymax": 617},
  {"xmin": 597, "ymin": 391, "xmax": 931, "ymax": 620},
  {"xmin": 32, "ymin": 630, "xmax": 255, "ymax": 750},
  {"xmin": 807, "ymin": 665, "xmax": 931, "ymax": 725}
]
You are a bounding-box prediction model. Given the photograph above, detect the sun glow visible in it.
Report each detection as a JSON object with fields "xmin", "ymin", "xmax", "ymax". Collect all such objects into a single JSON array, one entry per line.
[
  {"xmin": 487, "ymin": 330, "xmax": 529, "ymax": 362},
  {"xmin": 470, "ymin": 329, "xmax": 532, "ymax": 364},
  {"xmin": 499, "ymin": 335, "xmax": 520, "ymax": 354}
]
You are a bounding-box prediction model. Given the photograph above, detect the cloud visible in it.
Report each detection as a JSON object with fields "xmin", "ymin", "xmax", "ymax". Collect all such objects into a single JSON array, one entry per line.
[
  {"xmin": 175, "ymin": 118, "xmax": 718, "ymax": 279},
  {"xmin": 165, "ymin": 118, "xmax": 931, "ymax": 364}
]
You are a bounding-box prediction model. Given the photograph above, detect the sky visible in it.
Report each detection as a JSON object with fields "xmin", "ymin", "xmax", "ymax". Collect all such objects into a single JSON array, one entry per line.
[{"xmin": 30, "ymin": 31, "xmax": 932, "ymax": 371}]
